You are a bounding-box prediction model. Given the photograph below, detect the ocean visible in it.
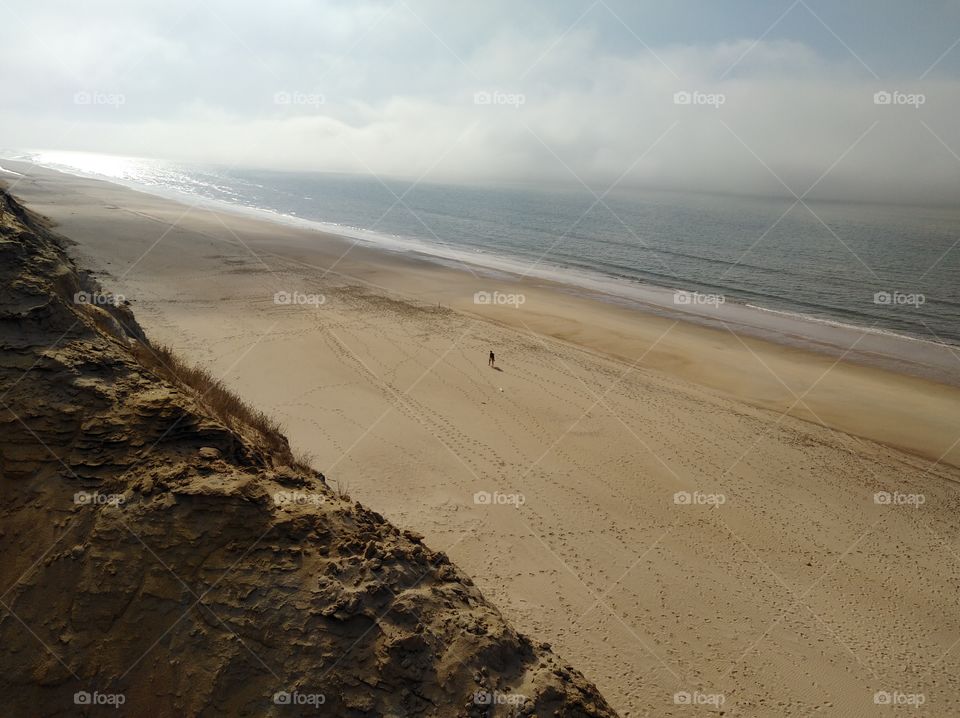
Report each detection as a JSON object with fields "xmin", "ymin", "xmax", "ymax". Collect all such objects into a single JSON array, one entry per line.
[{"xmin": 9, "ymin": 150, "xmax": 960, "ymax": 350}]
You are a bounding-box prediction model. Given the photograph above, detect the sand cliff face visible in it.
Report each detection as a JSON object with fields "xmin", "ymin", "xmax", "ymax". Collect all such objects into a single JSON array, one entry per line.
[{"xmin": 0, "ymin": 189, "xmax": 616, "ymax": 717}]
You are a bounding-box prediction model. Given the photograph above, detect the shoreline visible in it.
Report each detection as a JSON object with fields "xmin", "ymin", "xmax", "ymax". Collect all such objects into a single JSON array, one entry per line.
[
  {"xmin": 3, "ymin": 159, "xmax": 959, "ymax": 469},
  {"xmin": 6, "ymin": 155, "xmax": 959, "ymax": 387}
]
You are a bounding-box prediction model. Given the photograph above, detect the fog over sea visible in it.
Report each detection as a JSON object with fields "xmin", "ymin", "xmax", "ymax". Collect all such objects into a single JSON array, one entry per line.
[{"xmin": 12, "ymin": 151, "xmax": 960, "ymax": 354}]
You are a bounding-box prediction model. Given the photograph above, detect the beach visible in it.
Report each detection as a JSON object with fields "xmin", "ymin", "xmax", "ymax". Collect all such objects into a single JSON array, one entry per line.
[{"xmin": 6, "ymin": 162, "xmax": 960, "ymax": 715}]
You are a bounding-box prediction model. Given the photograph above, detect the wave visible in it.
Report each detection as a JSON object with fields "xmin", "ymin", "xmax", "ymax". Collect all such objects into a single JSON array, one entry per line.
[{"xmin": 743, "ymin": 304, "xmax": 950, "ymax": 347}]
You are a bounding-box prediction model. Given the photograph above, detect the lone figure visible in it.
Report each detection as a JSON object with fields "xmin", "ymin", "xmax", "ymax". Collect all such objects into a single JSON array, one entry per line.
[{"xmin": 488, "ymin": 350, "xmax": 496, "ymax": 368}]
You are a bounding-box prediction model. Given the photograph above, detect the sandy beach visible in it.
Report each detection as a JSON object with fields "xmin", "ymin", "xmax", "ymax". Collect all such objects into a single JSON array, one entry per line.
[{"xmin": 6, "ymin": 162, "xmax": 960, "ymax": 716}]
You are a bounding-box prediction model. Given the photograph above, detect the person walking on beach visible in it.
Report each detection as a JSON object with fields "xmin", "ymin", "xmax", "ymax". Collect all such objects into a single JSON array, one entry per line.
[{"xmin": 488, "ymin": 350, "xmax": 496, "ymax": 368}]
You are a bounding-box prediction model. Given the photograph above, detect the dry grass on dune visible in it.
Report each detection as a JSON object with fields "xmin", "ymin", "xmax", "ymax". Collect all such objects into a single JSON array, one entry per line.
[{"xmin": 129, "ymin": 341, "xmax": 314, "ymax": 474}]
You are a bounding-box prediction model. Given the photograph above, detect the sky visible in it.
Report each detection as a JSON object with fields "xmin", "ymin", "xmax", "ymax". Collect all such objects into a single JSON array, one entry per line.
[{"xmin": 1, "ymin": 0, "xmax": 959, "ymax": 204}]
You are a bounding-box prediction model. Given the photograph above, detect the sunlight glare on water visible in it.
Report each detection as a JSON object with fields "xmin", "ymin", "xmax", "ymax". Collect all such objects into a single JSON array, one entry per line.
[{"xmin": 30, "ymin": 150, "xmax": 147, "ymax": 180}]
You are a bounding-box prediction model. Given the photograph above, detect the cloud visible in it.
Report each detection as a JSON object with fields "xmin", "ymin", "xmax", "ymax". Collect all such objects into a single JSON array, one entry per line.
[{"xmin": 1, "ymin": 1, "xmax": 958, "ymax": 205}]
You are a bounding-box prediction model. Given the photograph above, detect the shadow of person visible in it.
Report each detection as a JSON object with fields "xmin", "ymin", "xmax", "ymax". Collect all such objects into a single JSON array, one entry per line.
[{"xmin": 493, "ymin": 367, "xmax": 503, "ymax": 372}]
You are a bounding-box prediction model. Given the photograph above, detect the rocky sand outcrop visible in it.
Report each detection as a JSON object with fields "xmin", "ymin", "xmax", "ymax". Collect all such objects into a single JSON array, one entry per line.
[{"xmin": 0, "ymin": 187, "xmax": 617, "ymax": 717}]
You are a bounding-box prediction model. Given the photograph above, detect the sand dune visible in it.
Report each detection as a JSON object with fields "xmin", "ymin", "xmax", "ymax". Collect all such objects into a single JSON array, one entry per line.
[
  {"xmin": 7, "ymin": 165, "xmax": 960, "ymax": 716},
  {"xmin": 0, "ymin": 187, "xmax": 614, "ymax": 716}
]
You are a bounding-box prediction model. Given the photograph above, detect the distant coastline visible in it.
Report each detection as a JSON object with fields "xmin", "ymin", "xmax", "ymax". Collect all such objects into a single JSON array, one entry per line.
[{"xmin": 5, "ymin": 154, "xmax": 959, "ymax": 386}]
